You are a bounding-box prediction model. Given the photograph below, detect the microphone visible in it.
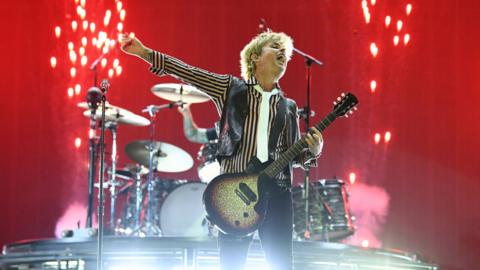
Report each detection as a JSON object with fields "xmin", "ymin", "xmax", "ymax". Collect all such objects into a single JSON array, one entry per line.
[
  {"xmin": 86, "ymin": 87, "xmax": 102, "ymax": 111},
  {"xmin": 298, "ymin": 107, "xmax": 316, "ymax": 119}
]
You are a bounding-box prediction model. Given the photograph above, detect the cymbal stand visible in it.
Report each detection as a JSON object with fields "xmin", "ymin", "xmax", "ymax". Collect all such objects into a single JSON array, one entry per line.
[
  {"xmin": 144, "ymin": 105, "xmax": 162, "ymax": 236},
  {"xmin": 134, "ymin": 169, "xmax": 143, "ymax": 232},
  {"xmin": 106, "ymin": 121, "xmax": 119, "ymax": 232},
  {"xmin": 138, "ymin": 102, "xmax": 184, "ymax": 236}
]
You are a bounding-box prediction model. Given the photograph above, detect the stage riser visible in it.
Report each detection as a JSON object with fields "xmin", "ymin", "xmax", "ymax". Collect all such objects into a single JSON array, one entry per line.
[{"xmin": 0, "ymin": 237, "xmax": 438, "ymax": 270}]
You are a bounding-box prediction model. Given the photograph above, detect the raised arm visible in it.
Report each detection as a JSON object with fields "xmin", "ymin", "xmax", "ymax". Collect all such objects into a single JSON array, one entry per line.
[{"xmin": 119, "ymin": 34, "xmax": 231, "ymax": 112}]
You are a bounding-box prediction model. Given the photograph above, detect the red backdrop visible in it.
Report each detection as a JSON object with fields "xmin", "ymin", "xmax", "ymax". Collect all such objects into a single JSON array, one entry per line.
[{"xmin": 1, "ymin": 1, "xmax": 479, "ymax": 269}]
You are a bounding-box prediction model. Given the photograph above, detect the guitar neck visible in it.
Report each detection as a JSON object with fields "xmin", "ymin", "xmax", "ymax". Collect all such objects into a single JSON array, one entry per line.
[{"xmin": 263, "ymin": 112, "xmax": 337, "ymax": 178}]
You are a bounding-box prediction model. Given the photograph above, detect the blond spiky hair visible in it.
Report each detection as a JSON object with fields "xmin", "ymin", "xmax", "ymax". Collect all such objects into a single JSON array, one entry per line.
[{"xmin": 240, "ymin": 31, "xmax": 293, "ymax": 81}]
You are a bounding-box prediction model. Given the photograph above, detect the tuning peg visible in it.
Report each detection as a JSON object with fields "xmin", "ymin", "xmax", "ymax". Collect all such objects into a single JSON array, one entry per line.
[
  {"xmin": 341, "ymin": 92, "xmax": 345, "ymax": 97},
  {"xmin": 333, "ymin": 101, "xmax": 337, "ymax": 105},
  {"xmin": 354, "ymin": 107, "xmax": 358, "ymax": 110},
  {"xmin": 349, "ymin": 110, "xmax": 354, "ymax": 115},
  {"xmin": 345, "ymin": 114, "xmax": 349, "ymax": 118},
  {"xmin": 337, "ymin": 97, "xmax": 342, "ymax": 101}
]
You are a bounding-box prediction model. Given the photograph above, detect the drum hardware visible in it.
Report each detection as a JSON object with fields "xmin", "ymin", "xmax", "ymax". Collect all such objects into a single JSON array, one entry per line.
[
  {"xmin": 123, "ymin": 102, "xmax": 194, "ymax": 236},
  {"xmin": 292, "ymin": 179, "xmax": 355, "ymax": 242},
  {"xmin": 79, "ymin": 102, "xmax": 151, "ymax": 126},
  {"xmin": 151, "ymin": 83, "xmax": 211, "ymax": 104},
  {"xmin": 197, "ymin": 141, "xmax": 220, "ymax": 183}
]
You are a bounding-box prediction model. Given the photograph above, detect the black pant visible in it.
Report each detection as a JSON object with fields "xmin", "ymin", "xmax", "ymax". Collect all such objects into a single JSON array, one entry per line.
[{"xmin": 217, "ymin": 190, "xmax": 293, "ymax": 270}]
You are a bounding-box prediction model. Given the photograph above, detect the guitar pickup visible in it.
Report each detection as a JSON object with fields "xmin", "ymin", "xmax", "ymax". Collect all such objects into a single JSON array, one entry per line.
[
  {"xmin": 239, "ymin": 183, "xmax": 257, "ymax": 202},
  {"xmin": 235, "ymin": 189, "xmax": 250, "ymax": 206}
]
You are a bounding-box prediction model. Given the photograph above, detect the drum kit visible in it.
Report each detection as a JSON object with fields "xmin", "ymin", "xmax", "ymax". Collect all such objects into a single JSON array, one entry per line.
[{"xmin": 80, "ymin": 83, "xmax": 355, "ymax": 241}]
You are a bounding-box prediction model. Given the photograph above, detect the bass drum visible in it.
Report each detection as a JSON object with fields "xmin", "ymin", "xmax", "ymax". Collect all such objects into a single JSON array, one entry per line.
[{"xmin": 159, "ymin": 182, "xmax": 209, "ymax": 237}]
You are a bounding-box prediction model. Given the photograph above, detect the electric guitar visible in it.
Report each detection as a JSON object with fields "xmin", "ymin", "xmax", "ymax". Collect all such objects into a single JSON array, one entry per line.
[{"xmin": 202, "ymin": 93, "xmax": 358, "ymax": 236}]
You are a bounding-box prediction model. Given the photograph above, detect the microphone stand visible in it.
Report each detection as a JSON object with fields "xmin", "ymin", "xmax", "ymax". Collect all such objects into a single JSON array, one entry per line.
[
  {"xmin": 300, "ymin": 54, "xmax": 322, "ymax": 240},
  {"xmin": 96, "ymin": 79, "xmax": 110, "ymax": 270},
  {"xmin": 86, "ymin": 53, "xmax": 105, "ymax": 227}
]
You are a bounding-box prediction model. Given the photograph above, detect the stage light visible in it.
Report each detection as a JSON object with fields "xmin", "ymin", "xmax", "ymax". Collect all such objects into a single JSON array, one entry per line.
[
  {"xmin": 384, "ymin": 131, "xmax": 391, "ymax": 142},
  {"xmin": 75, "ymin": 137, "xmax": 82, "ymax": 148},
  {"xmin": 370, "ymin": 80, "xmax": 377, "ymax": 93},
  {"xmin": 115, "ymin": 66, "xmax": 122, "ymax": 76},
  {"xmin": 50, "ymin": 56, "xmax": 57, "ymax": 68},
  {"xmin": 101, "ymin": 58, "xmax": 107, "ymax": 68},
  {"xmin": 361, "ymin": 0, "xmax": 367, "ymax": 9},
  {"xmin": 116, "ymin": 1, "xmax": 123, "ymax": 12},
  {"xmin": 349, "ymin": 172, "xmax": 356, "ymax": 185},
  {"xmin": 92, "ymin": 37, "xmax": 97, "ymax": 46},
  {"xmin": 98, "ymin": 31, "xmax": 107, "ymax": 43},
  {"xmin": 113, "ymin": 58, "xmax": 119, "ymax": 68},
  {"xmin": 69, "ymin": 51, "xmax": 77, "ymax": 63},
  {"xmin": 104, "ymin": 16, "xmax": 110, "ymax": 27},
  {"xmin": 82, "ymin": 20, "xmax": 88, "ymax": 30},
  {"xmin": 370, "ymin": 42, "xmax": 378, "ymax": 57},
  {"xmin": 68, "ymin": 42, "xmax": 74, "ymax": 51},
  {"xmin": 80, "ymin": 9, "xmax": 86, "ymax": 20},
  {"xmin": 54, "ymin": 26, "xmax": 61, "ymax": 38},
  {"xmin": 70, "ymin": 67, "xmax": 76, "ymax": 78},
  {"xmin": 385, "ymin": 16, "xmax": 391, "ymax": 28},
  {"xmin": 406, "ymin": 3, "xmax": 412, "ymax": 15},
  {"xmin": 393, "ymin": 35, "xmax": 399, "ymax": 46},
  {"xmin": 76, "ymin": 6, "xmax": 83, "ymax": 16},
  {"xmin": 90, "ymin": 22, "xmax": 96, "ymax": 33},
  {"xmin": 75, "ymin": 84, "xmax": 81, "ymax": 95},
  {"xmin": 361, "ymin": 240, "xmax": 369, "ymax": 247},
  {"xmin": 370, "ymin": 0, "xmax": 376, "ymax": 6},
  {"xmin": 80, "ymin": 0, "xmax": 86, "ymax": 7},
  {"xmin": 67, "ymin": 87, "xmax": 74, "ymax": 98},
  {"xmin": 396, "ymin": 20, "xmax": 403, "ymax": 32},
  {"xmin": 374, "ymin": 133, "xmax": 381, "ymax": 144},
  {"xmin": 71, "ymin": 20, "xmax": 78, "ymax": 31},
  {"xmin": 117, "ymin": 22, "xmax": 124, "ymax": 32},
  {"xmin": 404, "ymin": 33, "xmax": 410, "ymax": 45},
  {"xmin": 120, "ymin": 9, "xmax": 126, "ymax": 21},
  {"xmin": 108, "ymin": 68, "xmax": 114, "ymax": 78},
  {"xmin": 79, "ymin": 47, "xmax": 85, "ymax": 56},
  {"xmin": 81, "ymin": 55, "xmax": 88, "ymax": 66},
  {"xmin": 102, "ymin": 45, "xmax": 109, "ymax": 54},
  {"xmin": 364, "ymin": 12, "xmax": 371, "ymax": 24},
  {"xmin": 82, "ymin": 37, "xmax": 87, "ymax": 46}
]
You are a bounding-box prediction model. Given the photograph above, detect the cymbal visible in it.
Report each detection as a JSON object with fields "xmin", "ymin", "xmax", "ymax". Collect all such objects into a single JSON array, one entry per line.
[
  {"xmin": 151, "ymin": 83, "xmax": 210, "ymax": 104},
  {"xmin": 78, "ymin": 102, "xmax": 150, "ymax": 126},
  {"xmin": 125, "ymin": 140, "xmax": 193, "ymax": 173},
  {"xmin": 115, "ymin": 164, "xmax": 149, "ymax": 180}
]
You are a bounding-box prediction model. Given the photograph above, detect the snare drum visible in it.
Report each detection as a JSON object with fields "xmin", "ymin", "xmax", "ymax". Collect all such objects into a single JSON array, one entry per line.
[
  {"xmin": 292, "ymin": 179, "xmax": 354, "ymax": 241},
  {"xmin": 159, "ymin": 182, "xmax": 209, "ymax": 237}
]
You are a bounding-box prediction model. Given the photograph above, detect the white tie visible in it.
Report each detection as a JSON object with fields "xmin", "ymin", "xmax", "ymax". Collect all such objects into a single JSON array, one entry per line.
[{"xmin": 254, "ymin": 85, "xmax": 278, "ymax": 163}]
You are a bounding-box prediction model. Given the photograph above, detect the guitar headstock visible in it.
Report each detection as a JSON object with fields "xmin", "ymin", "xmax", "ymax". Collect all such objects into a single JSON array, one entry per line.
[{"xmin": 333, "ymin": 92, "xmax": 358, "ymax": 118}]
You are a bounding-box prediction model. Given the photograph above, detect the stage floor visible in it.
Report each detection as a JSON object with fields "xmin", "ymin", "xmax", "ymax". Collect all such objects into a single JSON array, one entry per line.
[{"xmin": 1, "ymin": 236, "xmax": 438, "ymax": 270}]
